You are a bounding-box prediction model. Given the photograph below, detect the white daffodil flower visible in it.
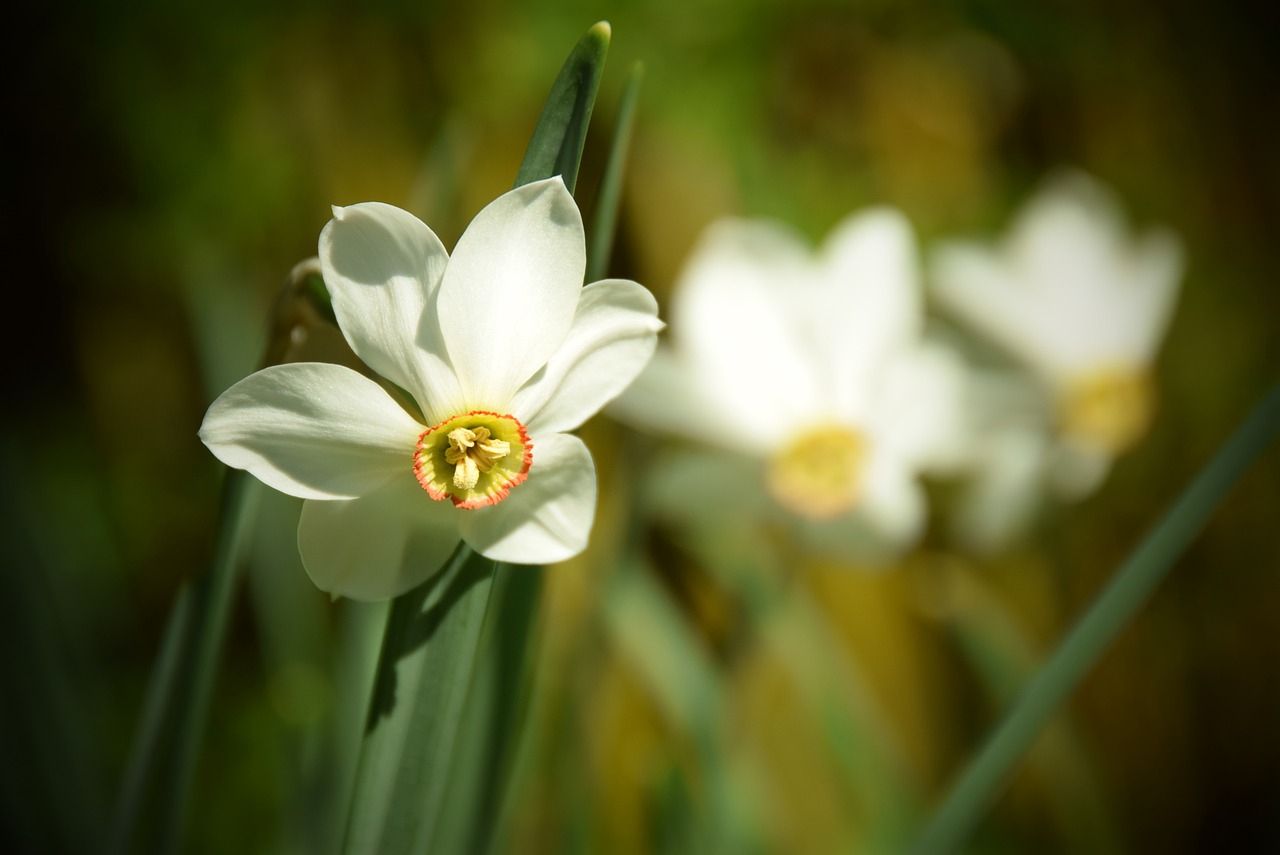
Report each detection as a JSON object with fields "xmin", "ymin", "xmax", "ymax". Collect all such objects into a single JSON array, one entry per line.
[
  {"xmin": 200, "ymin": 177, "xmax": 662, "ymax": 600},
  {"xmin": 611, "ymin": 209, "xmax": 965, "ymax": 558},
  {"xmin": 932, "ymin": 170, "xmax": 1182, "ymax": 458}
]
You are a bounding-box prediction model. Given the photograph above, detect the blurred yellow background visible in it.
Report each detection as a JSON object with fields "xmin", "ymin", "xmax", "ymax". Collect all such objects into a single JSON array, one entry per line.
[{"xmin": 5, "ymin": 1, "xmax": 1278, "ymax": 852}]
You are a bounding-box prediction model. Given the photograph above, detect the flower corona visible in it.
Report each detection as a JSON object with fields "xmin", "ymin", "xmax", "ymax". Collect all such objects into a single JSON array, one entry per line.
[{"xmin": 414, "ymin": 411, "xmax": 533, "ymax": 508}]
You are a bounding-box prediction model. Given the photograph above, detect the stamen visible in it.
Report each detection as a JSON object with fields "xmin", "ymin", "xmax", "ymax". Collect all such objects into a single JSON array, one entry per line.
[{"xmin": 444, "ymin": 427, "xmax": 511, "ymax": 490}]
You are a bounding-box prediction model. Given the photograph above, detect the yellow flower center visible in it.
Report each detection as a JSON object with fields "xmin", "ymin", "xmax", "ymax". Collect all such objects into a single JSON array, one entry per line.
[
  {"xmin": 1060, "ymin": 367, "xmax": 1154, "ymax": 456},
  {"xmin": 414, "ymin": 411, "xmax": 532, "ymax": 509},
  {"xmin": 767, "ymin": 424, "xmax": 868, "ymax": 519}
]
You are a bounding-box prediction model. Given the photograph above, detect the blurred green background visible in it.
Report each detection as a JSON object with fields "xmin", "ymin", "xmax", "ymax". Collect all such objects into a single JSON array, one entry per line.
[{"xmin": 5, "ymin": 0, "xmax": 1279, "ymax": 852}]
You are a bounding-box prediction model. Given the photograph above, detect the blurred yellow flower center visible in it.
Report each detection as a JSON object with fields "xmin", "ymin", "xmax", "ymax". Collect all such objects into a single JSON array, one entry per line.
[
  {"xmin": 414, "ymin": 411, "xmax": 532, "ymax": 509},
  {"xmin": 1060, "ymin": 367, "xmax": 1155, "ymax": 456},
  {"xmin": 767, "ymin": 425, "xmax": 868, "ymax": 519}
]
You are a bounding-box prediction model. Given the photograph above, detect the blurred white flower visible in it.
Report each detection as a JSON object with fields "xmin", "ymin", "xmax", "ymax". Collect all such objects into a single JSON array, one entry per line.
[
  {"xmin": 932, "ymin": 170, "xmax": 1182, "ymax": 458},
  {"xmin": 200, "ymin": 177, "xmax": 662, "ymax": 600},
  {"xmin": 611, "ymin": 209, "xmax": 965, "ymax": 559},
  {"xmin": 932, "ymin": 171, "xmax": 1183, "ymax": 550}
]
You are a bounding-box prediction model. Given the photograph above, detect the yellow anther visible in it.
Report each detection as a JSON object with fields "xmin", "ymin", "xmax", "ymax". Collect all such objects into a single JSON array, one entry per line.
[{"xmin": 444, "ymin": 427, "xmax": 511, "ymax": 489}]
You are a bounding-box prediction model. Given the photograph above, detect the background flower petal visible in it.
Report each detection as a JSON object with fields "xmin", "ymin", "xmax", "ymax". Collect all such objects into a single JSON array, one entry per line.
[
  {"xmin": 868, "ymin": 340, "xmax": 971, "ymax": 472},
  {"xmin": 458, "ymin": 432, "xmax": 595, "ymax": 564},
  {"xmin": 298, "ymin": 476, "xmax": 462, "ymax": 601},
  {"xmin": 512, "ymin": 279, "xmax": 663, "ymax": 435},
  {"xmin": 854, "ymin": 454, "xmax": 928, "ymax": 549},
  {"xmin": 199, "ymin": 362, "xmax": 422, "ymax": 500},
  {"xmin": 438, "ymin": 177, "xmax": 586, "ymax": 409},
  {"xmin": 607, "ymin": 349, "xmax": 775, "ymax": 454},
  {"xmin": 1119, "ymin": 227, "xmax": 1183, "ymax": 364},
  {"xmin": 815, "ymin": 207, "xmax": 923, "ymax": 419},
  {"xmin": 671, "ymin": 217, "xmax": 822, "ymax": 438},
  {"xmin": 930, "ymin": 241, "xmax": 1070, "ymax": 379},
  {"xmin": 320, "ymin": 201, "xmax": 466, "ymax": 421}
]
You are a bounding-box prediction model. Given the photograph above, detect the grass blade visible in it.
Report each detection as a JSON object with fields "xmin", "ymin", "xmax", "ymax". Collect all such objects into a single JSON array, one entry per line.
[
  {"xmin": 106, "ymin": 586, "xmax": 194, "ymax": 855},
  {"xmin": 154, "ymin": 470, "xmax": 260, "ymax": 854},
  {"xmin": 587, "ymin": 62, "xmax": 642, "ymax": 282},
  {"xmin": 911, "ymin": 382, "xmax": 1280, "ymax": 854},
  {"xmin": 341, "ymin": 546, "xmax": 495, "ymax": 853},
  {"xmin": 429, "ymin": 564, "xmax": 542, "ymax": 855}
]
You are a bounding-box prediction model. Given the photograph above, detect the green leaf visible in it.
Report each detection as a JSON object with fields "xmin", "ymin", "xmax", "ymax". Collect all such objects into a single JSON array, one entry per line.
[
  {"xmin": 911, "ymin": 381, "xmax": 1280, "ymax": 854},
  {"xmin": 514, "ymin": 21, "xmax": 611, "ymax": 193},
  {"xmin": 109, "ymin": 468, "xmax": 261, "ymax": 855},
  {"xmin": 342, "ymin": 546, "xmax": 496, "ymax": 853},
  {"xmin": 429, "ymin": 564, "xmax": 542, "ymax": 855},
  {"xmin": 106, "ymin": 584, "xmax": 193, "ymax": 855},
  {"xmin": 588, "ymin": 62, "xmax": 643, "ymax": 282}
]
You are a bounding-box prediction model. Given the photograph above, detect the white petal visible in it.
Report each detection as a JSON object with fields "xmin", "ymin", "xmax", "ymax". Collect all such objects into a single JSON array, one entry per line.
[
  {"xmin": 947, "ymin": 170, "xmax": 1183, "ymax": 379},
  {"xmin": 672, "ymin": 218, "xmax": 822, "ymax": 429},
  {"xmin": 857, "ymin": 455, "xmax": 928, "ymax": 548},
  {"xmin": 607, "ymin": 349, "xmax": 778, "ymax": 454},
  {"xmin": 298, "ymin": 475, "xmax": 462, "ymax": 601},
  {"xmin": 199, "ymin": 363, "xmax": 423, "ymax": 500},
  {"xmin": 512, "ymin": 279, "xmax": 663, "ymax": 434},
  {"xmin": 867, "ymin": 340, "xmax": 970, "ymax": 471},
  {"xmin": 1010, "ymin": 186, "xmax": 1133, "ymax": 371},
  {"xmin": 950, "ymin": 424, "xmax": 1051, "ymax": 553},
  {"xmin": 438, "ymin": 177, "xmax": 586, "ymax": 409},
  {"xmin": 1120, "ymin": 228, "xmax": 1182, "ymax": 364},
  {"xmin": 816, "ymin": 207, "xmax": 923, "ymax": 418},
  {"xmin": 320, "ymin": 201, "xmax": 466, "ymax": 422},
  {"xmin": 457, "ymin": 432, "xmax": 596, "ymax": 564},
  {"xmin": 931, "ymin": 242, "xmax": 1073, "ymax": 379},
  {"xmin": 1008, "ymin": 171, "xmax": 1126, "ymax": 284}
]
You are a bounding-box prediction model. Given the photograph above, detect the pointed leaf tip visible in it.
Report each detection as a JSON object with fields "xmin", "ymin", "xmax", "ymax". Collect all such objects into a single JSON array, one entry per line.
[{"xmin": 514, "ymin": 22, "xmax": 611, "ymax": 192}]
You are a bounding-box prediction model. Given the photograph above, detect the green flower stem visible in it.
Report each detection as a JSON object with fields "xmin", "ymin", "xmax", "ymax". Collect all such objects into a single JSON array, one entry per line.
[{"xmin": 911, "ymin": 381, "xmax": 1280, "ymax": 854}]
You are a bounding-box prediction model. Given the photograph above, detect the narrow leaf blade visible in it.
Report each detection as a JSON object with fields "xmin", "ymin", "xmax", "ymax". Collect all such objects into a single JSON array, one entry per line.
[
  {"xmin": 587, "ymin": 62, "xmax": 643, "ymax": 282},
  {"xmin": 514, "ymin": 21, "xmax": 611, "ymax": 192},
  {"xmin": 342, "ymin": 546, "xmax": 496, "ymax": 854}
]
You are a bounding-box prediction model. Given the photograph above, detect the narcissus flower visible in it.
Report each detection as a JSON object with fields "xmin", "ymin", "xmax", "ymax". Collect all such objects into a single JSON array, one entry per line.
[
  {"xmin": 200, "ymin": 177, "xmax": 662, "ymax": 600},
  {"xmin": 931, "ymin": 171, "xmax": 1183, "ymax": 550},
  {"xmin": 932, "ymin": 170, "xmax": 1182, "ymax": 459},
  {"xmin": 611, "ymin": 209, "xmax": 965, "ymax": 558}
]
